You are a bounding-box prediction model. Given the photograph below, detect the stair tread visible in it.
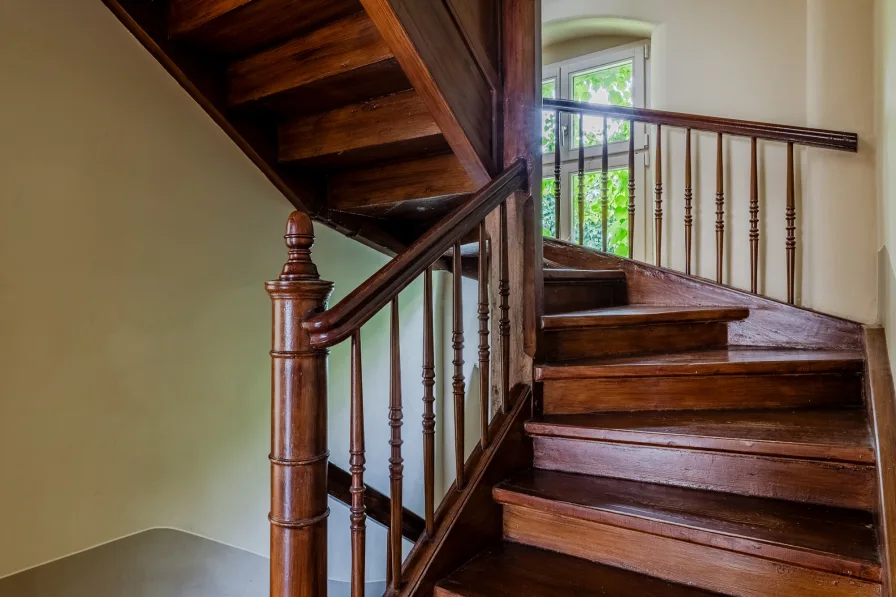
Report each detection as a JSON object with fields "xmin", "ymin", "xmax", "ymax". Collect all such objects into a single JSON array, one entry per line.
[
  {"xmin": 536, "ymin": 347, "xmax": 865, "ymax": 379},
  {"xmin": 542, "ymin": 305, "xmax": 749, "ymax": 330},
  {"xmin": 543, "ymin": 268, "xmax": 626, "ymax": 281},
  {"xmin": 526, "ymin": 408, "xmax": 874, "ymax": 463},
  {"xmin": 494, "ymin": 470, "xmax": 880, "ymax": 575},
  {"xmin": 435, "ymin": 542, "xmax": 724, "ymax": 597}
]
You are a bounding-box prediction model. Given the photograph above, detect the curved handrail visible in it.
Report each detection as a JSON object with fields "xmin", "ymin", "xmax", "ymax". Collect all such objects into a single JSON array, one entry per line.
[
  {"xmin": 303, "ymin": 159, "xmax": 528, "ymax": 349},
  {"xmin": 543, "ymin": 98, "xmax": 858, "ymax": 152}
]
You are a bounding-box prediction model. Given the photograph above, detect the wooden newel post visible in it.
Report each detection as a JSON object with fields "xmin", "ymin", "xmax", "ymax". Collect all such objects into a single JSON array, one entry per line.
[{"xmin": 266, "ymin": 211, "xmax": 334, "ymax": 597}]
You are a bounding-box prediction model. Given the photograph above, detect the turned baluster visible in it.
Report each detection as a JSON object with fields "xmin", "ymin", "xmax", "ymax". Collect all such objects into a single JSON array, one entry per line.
[
  {"xmin": 349, "ymin": 331, "xmax": 366, "ymax": 597},
  {"xmin": 716, "ymin": 133, "xmax": 725, "ymax": 284},
  {"xmin": 628, "ymin": 120, "xmax": 636, "ymax": 259},
  {"xmin": 499, "ymin": 202, "xmax": 511, "ymax": 414},
  {"xmin": 452, "ymin": 242, "xmax": 466, "ymax": 489},
  {"xmin": 750, "ymin": 138, "xmax": 760, "ymax": 294},
  {"xmin": 421, "ymin": 267, "xmax": 436, "ymax": 534},
  {"xmin": 577, "ymin": 114, "xmax": 586, "ymax": 245},
  {"xmin": 266, "ymin": 211, "xmax": 333, "ymax": 597},
  {"xmin": 553, "ymin": 110, "xmax": 562, "ymax": 238},
  {"xmin": 388, "ymin": 298, "xmax": 403, "ymax": 590},
  {"xmin": 786, "ymin": 142, "xmax": 796, "ymax": 304},
  {"xmin": 655, "ymin": 124, "xmax": 663, "ymax": 266},
  {"xmin": 478, "ymin": 222, "xmax": 490, "ymax": 449},
  {"xmin": 601, "ymin": 117, "xmax": 609, "ymax": 253},
  {"xmin": 684, "ymin": 128, "xmax": 694, "ymax": 275}
]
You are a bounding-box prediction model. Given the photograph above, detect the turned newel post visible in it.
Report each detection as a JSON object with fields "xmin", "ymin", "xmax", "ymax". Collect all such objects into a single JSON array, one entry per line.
[{"xmin": 266, "ymin": 211, "xmax": 334, "ymax": 597}]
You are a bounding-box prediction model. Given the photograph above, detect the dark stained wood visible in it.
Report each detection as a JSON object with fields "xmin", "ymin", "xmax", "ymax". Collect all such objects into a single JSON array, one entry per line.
[
  {"xmin": 750, "ymin": 137, "xmax": 760, "ymax": 293},
  {"xmin": 327, "ymin": 464, "xmax": 424, "ymax": 542},
  {"xmin": 278, "ymin": 90, "xmax": 442, "ymax": 164},
  {"xmin": 227, "ymin": 12, "xmax": 394, "ymax": 106},
  {"xmin": 305, "ymin": 160, "xmax": 526, "ymax": 348},
  {"xmin": 577, "ymin": 114, "xmax": 585, "ymax": 245},
  {"xmin": 435, "ymin": 543, "xmax": 723, "ymax": 597},
  {"xmin": 477, "ymin": 222, "xmax": 490, "ymax": 449},
  {"xmin": 349, "ymin": 331, "xmax": 366, "ymax": 597},
  {"xmin": 684, "ymin": 128, "xmax": 693, "ymax": 274},
  {"xmin": 495, "ymin": 470, "xmax": 880, "ymax": 580},
  {"xmin": 553, "ymin": 111, "xmax": 562, "ymax": 237},
  {"xmin": 541, "ymin": 305, "xmax": 749, "ymax": 329},
  {"xmin": 329, "ymin": 154, "xmax": 475, "ymax": 213},
  {"xmin": 655, "ymin": 123, "xmax": 663, "ymax": 265},
  {"xmin": 527, "ymin": 408, "xmax": 874, "ymax": 464},
  {"xmin": 388, "ymin": 298, "xmax": 403, "ymax": 590},
  {"xmin": 499, "ymin": 202, "xmax": 511, "ymax": 413},
  {"xmin": 444, "ymin": 0, "xmax": 501, "ymax": 92},
  {"xmin": 543, "ymin": 269, "xmax": 626, "ymax": 281},
  {"xmin": 541, "ymin": 323, "xmax": 729, "ymax": 362},
  {"xmin": 360, "ymin": 0, "xmax": 494, "ymax": 186},
  {"xmin": 865, "ymin": 327, "xmax": 896, "ymax": 597},
  {"xmin": 715, "ymin": 133, "xmax": 725, "ymax": 284},
  {"xmin": 266, "ymin": 212, "xmax": 334, "ymax": 597},
  {"xmin": 787, "ymin": 141, "xmax": 797, "ymax": 304},
  {"xmin": 600, "ymin": 118, "xmax": 609, "ymax": 252},
  {"xmin": 453, "ymin": 241, "xmax": 466, "ymax": 489},
  {"xmin": 389, "ymin": 387, "xmax": 533, "ymax": 597},
  {"xmin": 543, "ymin": 271, "xmax": 627, "ymax": 315},
  {"xmin": 422, "ymin": 267, "xmax": 436, "ymax": 535},
  {"xmin": 628, "ymin": 120, "xmax": 637, "ymax": 259},
  {"xmin": 543, "ymin": 99, "xmax": 859, "ymax": 152},
  {"xmin": 168, "ymin": 0, "xmax": 363, "ymax": 56},
  {"xmin": 543, "ymin": 239, "xmax": 865, "ymax": 350}
]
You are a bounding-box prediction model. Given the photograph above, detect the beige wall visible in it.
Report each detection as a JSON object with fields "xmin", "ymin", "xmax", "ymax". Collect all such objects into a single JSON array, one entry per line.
[
  {"xmin": 543, "ymin": 35, "xmax": 645, "ymax": 65},
  {"xmin": 0, "ymin": 0, "xmax": 434, "ymax": 582},
  {"xmin": 544, "ymin": 0, "xmax": 878, "ymax": 322},
  {"xmin": 877, "ymin": 0, "xmax": 896, "ymax": 363}
]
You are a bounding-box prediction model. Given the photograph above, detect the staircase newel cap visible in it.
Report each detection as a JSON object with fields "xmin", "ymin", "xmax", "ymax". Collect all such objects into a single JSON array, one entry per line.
[{"xmin": 279, "ymin": 211, "xmax": 319, "ymax": 281}]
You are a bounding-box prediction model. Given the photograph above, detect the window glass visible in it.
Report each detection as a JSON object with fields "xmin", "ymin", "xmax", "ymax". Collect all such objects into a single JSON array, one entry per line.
[
  {"xmin": 542, "ymin": 178, "xmax": 557, "ymax": 237},
  {"xmin": 542, "ymin": 78, "xmax": 557, "ymax": 154},
  {"xmin": 570, "ymin": 168, "xmax": 630, "ymax": 256},
  {"xmin": 571, "ymin": 60, "xmax": 634, "ymax": 148}
]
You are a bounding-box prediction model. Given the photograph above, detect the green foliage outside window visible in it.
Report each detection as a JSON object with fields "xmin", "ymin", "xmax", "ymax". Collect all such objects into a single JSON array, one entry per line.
[
  {"xmin": 542, "ymin": 79, "xmax": 557, "ymax": 154},
  {"xmin": 570, "ymin": 168, "xmax": 630, "ymax": 257},
  {"xmin": 572, "ymin": 61, "xmax": 633, "ymax": 148},
  {"xmin": 542, "ymin": 178, "xmax": 557, "ymax": 237}
]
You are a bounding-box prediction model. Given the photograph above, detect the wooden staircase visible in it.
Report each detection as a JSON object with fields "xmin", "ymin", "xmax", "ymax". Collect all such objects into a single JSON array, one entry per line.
[{"xmin": 434, "ymin": 266, "xmax": 882, "ymax": 597}]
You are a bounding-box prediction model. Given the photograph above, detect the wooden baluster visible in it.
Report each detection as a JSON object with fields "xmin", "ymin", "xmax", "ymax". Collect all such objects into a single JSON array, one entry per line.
[
  {"xmin": 266, "ymin": 212, "xmax": 332, "ymax": 597},
  {"xmin": 786, "ymin": 142, "xmax": 796, "ymax": 304},
  {"xmin": 499, "ymin": 202, "xmax": 511, "ymax": 414},
  {"xmin": 478, "ymin": 222, "xmax": 490, "ymax": 449},
  {"xmin": 553, "ymin": 110, "xmax": 562, "ymax": 238},
  {"xmin": 716, "ymin": 133, "xmax": 725, "ymax": 284},
  {"xmin": 655, "ymin": 124, "xmax": 663, "ymax": 266},
  {"xmin": 750, "ymin": 137, "xmax": 760, "ymax": 294},
  {"xmin": 349, "ymin": 330, "xmax": 366, "ymax": 597},
  {"xmin": 452, "ymin": 242, "xmax": 466, "ymax": 489},
  {"xmin": 577, "ymin": 113, "xmax": 585, "ymax": 245},
  {"xmin": 601, "ymin": 116, "xmax": 609, "ymax": 252},
  {"xmin": 684, "ymin": 128, "xmax": 693, "ymax": 275},
  {"xmin": 421, "ymin": 267, "xmax": 435, "ymax": 534},
  {"xmin": 388, "ymin": 298, "xmax": 403, "ymax": 590},
  {"xmin": 628, "ymin": 120, "xmax": 636, "ymax": 259}
]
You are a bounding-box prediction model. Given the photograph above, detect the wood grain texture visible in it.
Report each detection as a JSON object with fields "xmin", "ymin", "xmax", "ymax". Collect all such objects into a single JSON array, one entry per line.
[
  {"xmin": 329, "ymin": 154, "xmax": 475, "ymax": 212},
  {"xmin": 865, "ymin": 327, "xmax": 896, "ymax": 597},
  {"xmin": 435, "ymin": 543, "xmax": 723, "ymax": 597},
  {"xmin": 542, "ymin": 305, "xmax": 749, "ymax": 329},
  {"xmin": 502, "ymin": 506, "xmax": 881, "ymax": 597},
  {"xmin": 533, "ymin": 435, "xmax": 876, "ymax": 509},
  {"xmin": 278, "ymin": 90, "xmax": 442, "ymax": 164},
  {"xmin": 541, "ymin": 322, "xmax": 729, "ymax": 361},
  {"xmin": 543, "ymin": 239, "xmax": 864, "ymax": 350},
  {"xmin": 527, "ymin": 408, "xmax": 874, "ymax": 463},
  {"xmin": 495, "ymin": 470, "xmax": 880, "ymax": 580},
  {"xmin": 543, "ymin": 277, "xmax": 627, "ymax": 315},
  {"xmin": 169, "ymin": 0, "xmax": 363, "ymax": 56}
]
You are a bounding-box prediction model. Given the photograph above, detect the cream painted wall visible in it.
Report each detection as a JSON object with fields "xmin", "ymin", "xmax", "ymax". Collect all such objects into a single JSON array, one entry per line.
[
  {"xmin": 544, "ymin": 0, "xmax": 878, "ymax": 322},
  {"xmin": 0, "ymin": 0, "xmax": 432, "ymax": 582},
  {"xmin": 543, "ymin": 35, "xmax": 645, "ymax": 64},
  {"xmin": 876, "ymin": 0, "xmax": 896, "ymax": 365}
]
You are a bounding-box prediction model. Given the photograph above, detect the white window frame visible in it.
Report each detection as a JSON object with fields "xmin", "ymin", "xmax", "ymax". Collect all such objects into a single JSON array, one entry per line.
[{"xmin": 542, "ymin": 41, "xmax": 650, "ymax": 244}]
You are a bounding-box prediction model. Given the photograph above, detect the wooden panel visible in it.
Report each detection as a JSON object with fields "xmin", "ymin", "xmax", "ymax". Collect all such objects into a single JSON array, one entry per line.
[
  {"xmin": 360, "ymin": 0, "xmax": 495, "ymax": 185},
  {"xmin": 865, "ymin": 327, "xmax": 896, "ymax": 597},
  {"xmin": 278, "ymin": 90, "xmax": 442, "ymax": 163},
  {"xmin": 543, "ymin": 239, "xmax": 864, "ymax": 351},
  {"xmin": 542, "ymin": 306, "xmax": 749, "ymax": 329},
  {"xmin": 496, "ymin": 470, "xmax": 880, "ymax": 580},
  {"xmin": 435, "ymin": 543, "xmax": 722, "ymax": 597},
  {"xmin": 503, "ymin": 506, "xmax": 881, "ymax": 597},
  {"xmin": 169, "ymin": 0, "xmax": 363, "ymax": 56},
  {"xmin": 328, "ymin": 154, "xmax": 475, "ymax": 212},
  {"xmin": 445, "ymin": 0, "xmax": 500, "ymax": 88},
  {"xmin": 228, "ymin": 12, "xmax": 395, "ymax": 106},
  {"xmin": 541, "ymin": 323, "xmax": 729, "ymax": 361},
  {"xmin": 533, "ymin": 436, "xmax": 876, "ymax": 509},
  {"xmin": 544, "ymin": 278, "xmax": 627, "ymax": 315}
]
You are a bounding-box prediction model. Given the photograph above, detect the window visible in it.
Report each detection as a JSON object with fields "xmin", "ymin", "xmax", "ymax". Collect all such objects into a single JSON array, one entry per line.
[{"xmin": 542, "ymin": 42, "xmax": 648, "ymax": 254}]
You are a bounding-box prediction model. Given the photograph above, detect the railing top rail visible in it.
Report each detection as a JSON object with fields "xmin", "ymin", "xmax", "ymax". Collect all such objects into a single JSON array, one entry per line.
[
  {"xmin": 302, "ymin": 159, "xmax": 528, "ymax": 349},
  {"xmin": 543, "ymin": 98, "xmax": 858, "ymax": 152}
]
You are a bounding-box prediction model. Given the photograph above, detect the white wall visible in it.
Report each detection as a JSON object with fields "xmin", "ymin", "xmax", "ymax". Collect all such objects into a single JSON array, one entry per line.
[
  {"xmin": 0, "ymin": 0, "xmax": 432, "ymax": 582},
  {"xmin": 544, "ymin": 0, "xmax": 878, "ymax": 322}
]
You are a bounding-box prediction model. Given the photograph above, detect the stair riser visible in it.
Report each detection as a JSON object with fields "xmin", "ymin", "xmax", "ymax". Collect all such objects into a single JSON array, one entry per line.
[
  {"xmin": 542, "ymin": 323, "xmax": 728, "ymax": 361},
  {"xmin": 532, "ymin": 436, "xmax": 876, "ymax": 510},
  {"xmin": 544, "ymin": 280, "xmax": 627, "ymax": 315},
  {"xmin": 502, "ymin": 505, "xmax": 881, "ymax": 597},
  {"xmin": 543, "ymin": 373, "xmax": 863, "ymax": 414}
]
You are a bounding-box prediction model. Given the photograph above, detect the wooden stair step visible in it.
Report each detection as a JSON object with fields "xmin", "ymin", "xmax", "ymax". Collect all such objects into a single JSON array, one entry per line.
[
  {"xmin": 169, "ymin": 0, "xmax": 363, "ymax": 56},
  {"xmin": 542, "ymin": 305, "xmax": 749, "ymax": 330},
  {"xmin": 544, "ymin": 270, "xmax": 628, "ymax": 315},
  {"xmin": 543, "ymin": 268, "xmax": 626, "ymax": 281},
  {"xmin": 228, "ymin": 12, "xmax": 410, "ymax": 111},
  {"xmin": 526, "ymin": 408, "xmax": 874, "ymax": 463},
  {"xmin": 494, "ymin": 470, "xmax": 881, "ymax": 596},
  {"xmin": 434, "ymin": 542, "xmax": 724, "ymax": 597},
  {"xmin": 278, "ymin": 90, "xmax": 446, "ymax": 168}
]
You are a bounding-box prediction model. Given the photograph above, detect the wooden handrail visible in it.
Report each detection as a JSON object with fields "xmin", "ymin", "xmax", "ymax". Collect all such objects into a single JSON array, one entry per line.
[
  {"xmin": 303, "ymin": 159, "xmax": 528, "ymax": 349},
  {"xmin": 543, "ymin": 98, "xmax": 858, "ymax": 152}
]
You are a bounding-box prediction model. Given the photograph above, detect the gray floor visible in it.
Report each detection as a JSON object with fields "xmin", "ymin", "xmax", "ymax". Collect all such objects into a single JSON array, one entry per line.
[{"xmin": 0, "ymin": 529, "xmax": 384, "ymax": 597}]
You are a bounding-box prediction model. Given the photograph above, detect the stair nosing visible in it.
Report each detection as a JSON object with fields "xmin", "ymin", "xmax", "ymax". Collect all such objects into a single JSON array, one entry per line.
[{"xmin": 541, "ymin": 306, "xmax": 749, "ymax": 330}]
